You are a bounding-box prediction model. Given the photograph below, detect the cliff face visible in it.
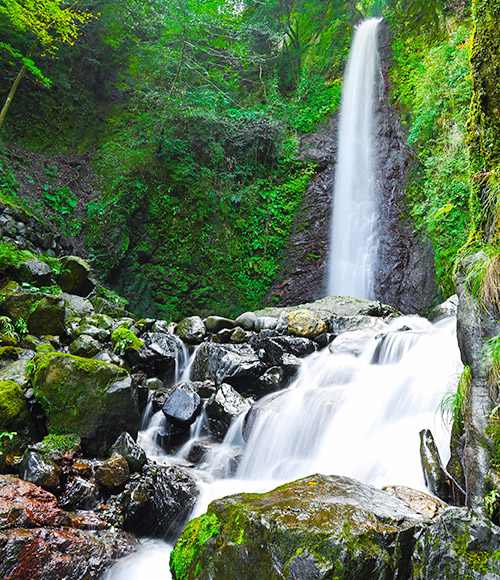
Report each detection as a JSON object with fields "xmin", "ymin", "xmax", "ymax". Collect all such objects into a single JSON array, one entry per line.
[{"xmin": 269, "ymin": 21, "xmax": 438, "ymax": 314}]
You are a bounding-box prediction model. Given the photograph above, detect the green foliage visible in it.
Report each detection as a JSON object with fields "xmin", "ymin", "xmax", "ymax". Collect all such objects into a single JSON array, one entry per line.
[
  {"xmin": 464, "ymin": 244, "xmax": 500, "ymax": 313},
  {"xmin": 440, "ymin": 364, "xmax": 470, "ymax": 431},
  {"xmin": 0, "ymin": 430, "xmax": 17, "ymax": 451},
  {"xmin": 484, "ymin": 489, "xmax": 500, "ymax": 520},
  {"xmin": 35, "ymin": 433, "xmax": 80, "ymax": 455},
  {"xmin": 390, "ymin": 19, "xmax": 473, "ymax": 295},
  {"xmin": 0, "ymin": 315, "xmax": 18, "ymax": 340},
  {"xmin": 41, "ymin": 184, "xmax": 81, "ymax": 235}
]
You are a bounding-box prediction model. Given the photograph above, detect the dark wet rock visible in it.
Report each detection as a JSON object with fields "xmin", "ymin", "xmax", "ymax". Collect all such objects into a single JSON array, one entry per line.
[
  {"xmin": 113, "ymin": 463, "xmax": 198, "ymax": 540},
  {"xmin": 19, "ymin": 451, "xmax": 61, "ymax": 493},
  {"xmin": 170, "ymin": 473, "xmax": 428, "ymax": 580},
  {"xmin": 280, "ymin": 352, "xmax": 302, "ymax": 379},
  {"xmin": 162, "ymin": 385, "xmax": 202, "ymax": 426},
  {"xmin": 420, "ymin": 429, "xmax": 454, "ymax": 504},
  {"xmin": 186, "ymin": 440, "xmax": 213, "ymax": 465},
  {"xmin": 95, "ymin": 453, "xmax": 130, "ymax": 490},
  {"xmin": 242, "ymin": 391, "xmax": 284, "ymax": 442},
  {"xmin": 412, "ymin": 507, "xmax": 500, "ymax": 579},
  {"xmin": 251, "ymin": 335, "xmax": 315, "ymax": 367},
  {"xmin": 32, "ymin": 353, "xmax": 140, "ymax": 456},
  {"xmin": 13, "ymin": 258, "xmax": 53, "ymax": 287},
  {"xmin": 257, "ymin": 366, "xmax": 286, "ymax": 392},
  {"xmin": 68, "ymin": 333, "xmax": 101, "ymax": 357},
  {"xmin": 211, "ymin": 328, "xmax": 234, "ymax": 343},
  {"xmin": 139, "ymin": 332, "xmax": 185, "ymax": 383},
  {"xmin": 58, "ymin": 476, "xmax": 99, "ymax": 510},
  {"xmin": 55, "ymin": 255, "xmax": 95, "ymax": 297},
  {"xmin": 190, "ymin": 342, "xmax": 266, "ymax": 397},
  {"xmin": 157, "ymin": 418, "xmax": 191, "ymax": 452},
  {"xmin": 175, "ymin": 316, "xmax": 207, "ymax": 344},
  {"xmin": 234, "ymin": 311, "xmax": 257, "ymax": 331},
  {"xmin": 205, "ymin": 383, "xmax": 251, "ymax": 441},
  {"xmin": 109, "ymin": 432, "xmax": 147, "ymax": 473},
  {"xmin": 204, "ymin": 316, "xmax": 234, "ymax": 333}
]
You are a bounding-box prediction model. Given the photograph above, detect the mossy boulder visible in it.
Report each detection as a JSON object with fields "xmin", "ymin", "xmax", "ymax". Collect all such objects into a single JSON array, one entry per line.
[
  {"xmin": 0, "ymin": 380, "xmax": 37, "ymax": 439},
  {"xmin": 0, "ymin": 282, "xmax": 65, "ymax": 336},
  {"xmin": 31, "ymin": 353, "xmax": 140, "ymax": 456},
  {"xmin": 170, "ymin": 474, "xmax": 428, "ymax": 580},
  {"xmin": 175, "ymin": 316, "xmax": 207, "ymax": 344}
]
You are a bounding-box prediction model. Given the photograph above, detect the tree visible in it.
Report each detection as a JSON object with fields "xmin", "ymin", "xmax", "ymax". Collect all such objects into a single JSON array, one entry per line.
[{"xmin": 0, "ymin": 0, "xmax": 92, "ymax": 131}]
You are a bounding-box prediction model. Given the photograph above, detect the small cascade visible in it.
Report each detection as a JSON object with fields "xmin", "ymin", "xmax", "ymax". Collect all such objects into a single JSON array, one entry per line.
[
  {"xmin": 328, "ymin": 18, "xmax": 381, "ymax": 299},
  {"xmin": 104, "ymin": 314, "xmax": 462, "ymax": 579}
]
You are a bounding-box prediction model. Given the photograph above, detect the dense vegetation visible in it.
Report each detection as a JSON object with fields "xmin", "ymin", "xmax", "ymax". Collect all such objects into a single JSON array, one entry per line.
[{"xmin": 0, "ymin": 0, "xmax": 489, "ymax": 318}]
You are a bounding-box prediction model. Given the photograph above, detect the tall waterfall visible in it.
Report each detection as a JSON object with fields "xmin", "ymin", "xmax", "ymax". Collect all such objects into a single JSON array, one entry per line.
[{"xmin": 327, "ymin": 18, "xmax": 381, "ymax": 299}]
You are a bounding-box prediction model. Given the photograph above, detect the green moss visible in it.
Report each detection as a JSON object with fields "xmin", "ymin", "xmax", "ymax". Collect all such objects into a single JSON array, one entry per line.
[
  {"xmin": 0, "ymin": 242, "xmax": 33, "ymax": 272},
  {"xmin": 0, "ymin": 380, "xmax": 32, "ymax": 434},
  {"xmin": 35, "ymin": 433, "xmax": 81, "ymax": 455},
  {"xmin": 170, "ymin": 512, "xmax": 221, "ymax": 579},
  {"xmin": 111, "ymin": 328, "xmax": 144, "ymax": 355}
]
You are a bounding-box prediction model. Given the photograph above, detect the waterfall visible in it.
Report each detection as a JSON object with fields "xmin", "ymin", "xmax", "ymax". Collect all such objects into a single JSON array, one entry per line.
[
  {"xmin": 104, "ymin": 314, "xmax": 462, "ymax": 579},
  {"xmin": 327, "ymin": 18, "xmax": 381, "ymax": 299}
]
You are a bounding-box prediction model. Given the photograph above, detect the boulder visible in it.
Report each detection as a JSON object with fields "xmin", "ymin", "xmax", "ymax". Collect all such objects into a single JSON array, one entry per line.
[
  {"xmin": 0, "ymin": 359, "xmax": 31, "ymax": 390},
  {"xmin": 69, "ymin": 334, "xmax": 102, "ymax": 357},
  {"xmin": 95, "ymin": 453, "xmax": 130, "ymax": 490},
  {"xmin": 286, "ymin": 309, "xmax": 328, "ymax": 338},
  {"xmin": 0, "ymin": 474, "xmax": 137, "ymax": 579},
  {"xmin": 256, "ymin": 366, "xmax": 287, "ymax": 393},
  {"xmin": 205, "ymin": 383, "xmax": 251, "ymax": 441},
  {"xmin": 13, "ymin": 259, "xmax": 53, "ymax": 287},
  {"xmin": 58, "ymin": 476, "xmax": 99, "ymax": 510},
  {"xmin": 234, "ymin": 312, "xmax": 257, "ymax": 331},
  {"xmin": 428, "ymin": 294, "xmax": 459, "ymax": 321},
  {"xmin": 108, "ymin": 432, "xmax": 147, "ymax": 473},
  {"xmin": 382, "ymin": 485, "xmax": 448, "ymax": 521},
  {"xmin": 0, "ymin": 380, "xmax": 37, "ymax": 439},
  {"xmin": 329, "ymin": 315, "xmax": 388, "ymax": 336},
  {"xmin": 139, "ymin": 332, "xmax": 185, "ymax": 382},
  {"xmin": 62, "ymin": 293, "xmax": 94, "ymax": 319},
  {"xmin": 230, "ymin": 327, "xmax": 252, "ymax": 343},
  {"xmin": 190, "ymin": 343, "xmax": 265, "ymax": 396},
  {"xmin": 162, "ymin": 385, "xmax": 202, "ymax": 426},
  {"xmin": 0, "ymin": 282, "xmax": 65, "ymax": 336},
  {"xmin": 204, "ymin": 316, "xmax": 234, "ymax": 333},
  {"xmin": 55, "ymin": 256, "xmax": 95, "ymax": 297},
  {"xmin": 250, "ymin": 335, "xmax": 315, "ymax": 366},
  {"xmin": 31, "ymin": 353, "xmax": 140, "ymax": 456},
  {"xmin": 111, "ymin": 463, "xmax": 198, "ymax": 540},
  {"xmin": 19, "ymin": 451, "xmax": 61, "ymax": 492},
  {"xmin": 255, "ymin": 316, "xmax": 278, "ymax": 331},
  {"xmin": 170, "ymin": 473, "xmax": 427, "ymax": 580},
  {"xmin": 412, "ymin": 507, "xmax": 500, "ymax": 579},
  {"xmin": 175, "ymin": 316, "xmax": 207, "ymax": 344}
]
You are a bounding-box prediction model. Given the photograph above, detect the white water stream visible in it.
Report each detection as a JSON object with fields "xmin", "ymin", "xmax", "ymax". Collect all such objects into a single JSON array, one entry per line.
[
  {"xmin": 104, "ymin": 315, "xmax": 462, "ymax": 579},
  {"xmin": 104, "ymin": 18, "xmax": 460, "ymax": 579},
  {"xmin": 327, "ymin": 18, "xmax": 381, "ymax": 299}
]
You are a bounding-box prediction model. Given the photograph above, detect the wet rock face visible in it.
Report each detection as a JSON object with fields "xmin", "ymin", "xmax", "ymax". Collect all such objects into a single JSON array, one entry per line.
[
  {"xmin": 0, "ymin": 474, "xmax": 137, "ymax": 579},
  {"xmin": 170, "ymin": 473, "xmax": 428, "ymax": 580},
  {"xmin": 268, "ymin": 22, "xmax": 438, "ymax": 315}
]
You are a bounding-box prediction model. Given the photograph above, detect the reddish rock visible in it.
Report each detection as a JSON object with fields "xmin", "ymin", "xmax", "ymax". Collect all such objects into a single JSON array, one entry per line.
[{"xmin": 0, "ymin": 475, "xmax": 138, "ymax": 579}]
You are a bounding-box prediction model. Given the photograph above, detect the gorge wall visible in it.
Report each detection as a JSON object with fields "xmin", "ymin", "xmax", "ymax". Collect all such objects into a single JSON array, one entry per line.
[{"xmin": 269, "ymin": 21, "xmax": 439, "ymax": 314}]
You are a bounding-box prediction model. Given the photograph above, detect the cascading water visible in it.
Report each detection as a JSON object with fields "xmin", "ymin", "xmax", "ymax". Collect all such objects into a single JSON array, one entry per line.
[
  {"xmin": 104, "ymin": 20, "xmax": 460, "ymax": 579},
  {"xmin": 327, "ymin": 18, "xmax": 381, "ymax": 299},
  {"xmin": 104, "ymin": 314, "xmax": 462, "ymax": 579}
]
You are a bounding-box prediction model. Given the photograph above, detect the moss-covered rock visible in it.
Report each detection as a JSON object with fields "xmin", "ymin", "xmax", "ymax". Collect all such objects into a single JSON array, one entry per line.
[
  {"xmin": 55, "ymin": 256, "xmax": 95, "ymax": 297},
  {"xmin": 0, "ymin": 380, "xmax": 37, "ymax": 439},
  {"xmin": 31, "ymin": 353, "xmax": 140, "ymax": 456},
  {"xmin": 286, "ymin": 309, "xmax": 328, "ymax": 338},
  {"xmin": 0, "ymin": 282, "xmax": 65, "ymax": 336},
  {"xmin": 170, "ymin": 474, "xmax": 428, "ymax": 580}
]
